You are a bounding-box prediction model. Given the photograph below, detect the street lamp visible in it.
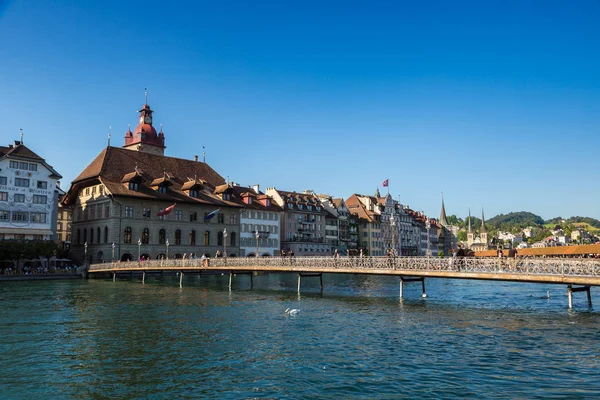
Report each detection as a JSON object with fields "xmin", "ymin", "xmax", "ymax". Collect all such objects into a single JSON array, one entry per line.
[
  {"xmin": 425, "ymin": 219, "xmax": 431, "ymax": 257},
  {"xmin": 255, "ymin": 230, "xmax": 260, "ymax": 257},
  {"xmin": 138, "ymin": 238, "xmax": 141, "ymax": 261},
  {"xmin": 84, "ymin": 241, "xmax": 88, "ymax": 264},
  {"xmin": 111, "ymin": 242, "xmax": 115, "ymax": 262},
  {"xmin": 223, "ymin": 228, "xmax": 228, "ymax": 257},
  {"xmin": 166, "ymin": 239, "xmax": 169, "ymax": 260}
]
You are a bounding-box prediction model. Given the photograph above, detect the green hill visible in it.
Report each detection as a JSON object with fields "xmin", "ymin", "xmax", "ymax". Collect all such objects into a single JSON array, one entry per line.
[
  {"xmin": 545, "ymin": 216, "xmax": 600, "ymax": 229},
  {"xmin": 485, "ymin": 212, "xmax": 545, "ymax": 230}
]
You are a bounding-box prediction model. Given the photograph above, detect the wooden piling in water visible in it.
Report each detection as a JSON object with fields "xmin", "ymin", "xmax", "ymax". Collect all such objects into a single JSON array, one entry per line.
[
  {"xmin": 179, "ymin": 271, "xmax": 183, "ymax": 288},
  {"xmin": 142, "ymin": 272, "xmax": 145, "ymax": 284}
]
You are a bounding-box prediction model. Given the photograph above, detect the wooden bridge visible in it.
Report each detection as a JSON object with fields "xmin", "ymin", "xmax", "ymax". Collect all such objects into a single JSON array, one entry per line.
[{"xmin": 88, "ymin": 256, "xmax": 600, "ymax": 309}]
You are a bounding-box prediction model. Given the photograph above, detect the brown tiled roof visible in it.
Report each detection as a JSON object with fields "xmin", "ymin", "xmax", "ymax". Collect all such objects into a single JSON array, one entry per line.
[
  {"xmin": 66, "ymin": 146, "xmax": 230, "ymax": 206},
  {"xmin": 227, "ymin": 186, "xmax": 283, "ymax": 212},
  {"xmin": 272, "ymin": 189, "xmax": 328, "ymax": 213},
  {"xmin": 475, "ymin": 244, "xmax": 600, "ymax": 257},
  {"xmin": 346, "ymin": 194, "xmax": 376, "ymax": 222},
  {"xmin": 0, "ymin": 142, "xmax": 61, "ymax": 178}
]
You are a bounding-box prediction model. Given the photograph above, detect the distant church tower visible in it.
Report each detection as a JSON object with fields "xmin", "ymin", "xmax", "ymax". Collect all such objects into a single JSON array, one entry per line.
[
  {"xmin": 123, "ymin": 99, "xmax": 166, "ymax": 156},
  {"xmin": 467, "ymin": 208, "xmax": 474, "ymax": 247},
  {"xmin": 480, "ymin": 208, "xmax": 488, "ymax": 247}
]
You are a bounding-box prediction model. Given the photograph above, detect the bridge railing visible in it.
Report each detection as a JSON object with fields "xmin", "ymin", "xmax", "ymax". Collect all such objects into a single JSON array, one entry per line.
[{"xmin": 88, "ymin": 256, "xmax": 600, "ymax": 277}]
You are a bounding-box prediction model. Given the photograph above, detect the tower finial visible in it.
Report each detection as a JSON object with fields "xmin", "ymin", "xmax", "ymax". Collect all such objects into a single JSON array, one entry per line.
[
  {"xmin": 108, "ymin": 126, "xmax": 111, "ymax": 147},
  {"xmin": 20, "ymin": 128, "xmax": 23, "ymax": 144},
  {"xmin": 145, "ymin": 87, "xmax": 148, "ymax": 104},
  {"xmin": 203, "ymin": 146, "xmax": 206, "ymax": 163}
]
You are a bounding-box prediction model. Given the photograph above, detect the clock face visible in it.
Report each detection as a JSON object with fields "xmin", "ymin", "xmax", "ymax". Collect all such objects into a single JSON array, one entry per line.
[{"xmin": 145, "ymin": 116, "xmax": 152, "ymax": 124}]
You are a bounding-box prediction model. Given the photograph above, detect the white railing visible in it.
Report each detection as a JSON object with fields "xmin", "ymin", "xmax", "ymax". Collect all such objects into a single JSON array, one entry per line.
[{"xmin": 88, "ymin": 256, "xmax": 600, "ymax": 277}]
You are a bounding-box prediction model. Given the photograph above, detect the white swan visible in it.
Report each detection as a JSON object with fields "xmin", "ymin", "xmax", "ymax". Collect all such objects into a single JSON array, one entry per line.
[{"xmin": 285, "ymin": 308, "xmax": 300, "ymax": 316}]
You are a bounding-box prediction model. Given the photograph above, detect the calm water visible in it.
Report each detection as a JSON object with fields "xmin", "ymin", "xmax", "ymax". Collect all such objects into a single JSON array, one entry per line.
[{"xmin": 1, "ymin": 274, "xmax": 599, "ymax": 399}]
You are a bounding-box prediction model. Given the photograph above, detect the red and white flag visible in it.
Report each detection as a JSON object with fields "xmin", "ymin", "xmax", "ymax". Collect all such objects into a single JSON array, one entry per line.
[
  {"xmin": 382, "ymin": 179, "xmax": 389, "ymax": 187},
  {"xmin": 157, "ymin": 203, "xmax": 176, "ymax": 217}
]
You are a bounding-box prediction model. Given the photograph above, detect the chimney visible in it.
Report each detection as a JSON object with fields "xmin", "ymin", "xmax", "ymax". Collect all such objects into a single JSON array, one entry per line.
[
  {"xmin": 253, "ymin": 184, "xmax": 260, "ymax": 194},
  {"xmin": 194, "ymin": 155, "xmax": 198, "ymax": 162}
]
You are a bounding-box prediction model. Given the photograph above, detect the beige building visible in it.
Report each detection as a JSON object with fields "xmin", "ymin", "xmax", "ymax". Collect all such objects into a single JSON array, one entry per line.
[
  {"xmin": 346, "ymin": 193, "xmax": 383, "ymax": 256},
  {"xmin": 64, "ymin": 101, "xmax": 241, "ymax": 263}
]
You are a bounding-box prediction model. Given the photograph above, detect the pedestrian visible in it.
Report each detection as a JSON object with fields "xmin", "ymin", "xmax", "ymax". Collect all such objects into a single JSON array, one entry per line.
[
  {"xmin": 216, "ymin": 250, "xmax": 221, "ymax": 258},
  {"xmin": 201, "ymin": 253, "xmax": 208, "ymax": 267},
  {"xmin": 334, "ymin": 249, "xmax": 340, "ymax": 259}
]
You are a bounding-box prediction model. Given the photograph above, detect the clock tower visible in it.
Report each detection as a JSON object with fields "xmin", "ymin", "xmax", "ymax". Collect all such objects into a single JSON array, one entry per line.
[{"xmin": 123, "ymin": 103, "xmax": 166, "ymax": 156}]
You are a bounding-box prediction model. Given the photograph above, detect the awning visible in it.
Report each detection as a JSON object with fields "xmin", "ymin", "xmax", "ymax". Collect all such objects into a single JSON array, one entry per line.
[{"xmin": 0, "ymin": 228, "xmax": 54, "ymax": 235}]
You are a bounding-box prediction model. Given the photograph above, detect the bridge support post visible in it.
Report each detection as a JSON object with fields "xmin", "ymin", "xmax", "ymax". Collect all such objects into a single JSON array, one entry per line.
[
  {"xmin": 422, "ymin": 279, "xmax": 427, "ymax": 299},
  {"xmin": 229, "ymin": 272, "xmax": 233, "ymax": 291},
  {"xmin": 142, "ymin": 272, "xmax": 145, "ymax": 284},
  {"xmin": 179, "ymin": 271, "xmax": 183, "ymax": 288},
  {"xmin": 297, "ymin": 273, "xmax": 323, "ymax": 293},
  {"xmin": 250, "ymin": 273, "xmax": 254, "ymax": 289},
  {"xmin": 567, "ymin": 285, "xmax": 592, "ymax": 309},
  {"xmin": 399, "ymin": 278, "xmax": 403, "ymax": 298},
  {"xmin": 113, "ymin": 272, "xmax": 116, "ymax": 282},
  {"xmin": 297, "ymin": 273, "xmax": 301, "ymax": 293}
]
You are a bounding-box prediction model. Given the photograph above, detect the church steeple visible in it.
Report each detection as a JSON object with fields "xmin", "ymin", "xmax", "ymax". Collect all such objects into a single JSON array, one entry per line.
[
  {"xmin": 468, "ymin": 208, "xmax": 473, "ymax": 233},
  {"xmin": 480, "ymin": 208, "xmax": 486, "ymax": 233},
  {"xmin": 480, "ymin": 207, "xmax": 488, "ymax": 247},
  {"xmin": 439, "ymin": 194, "xmax": 448, "ymax": 226},
  {"xmin": 375, "ymin": 187, "xmax": 381, "ymax": 198},
  {"xmin": 467, "ymin": 207, "xmax": 474, "ymax": 247}
]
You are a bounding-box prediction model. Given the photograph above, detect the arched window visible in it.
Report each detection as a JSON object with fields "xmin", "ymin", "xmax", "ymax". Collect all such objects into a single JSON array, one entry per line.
[
  {"xmin": 217, "ymin": 231, "xmax": 223, "ymax": 246},
  {"xmin": 77, "ymin": 229, "xmax": 81, "ymax": 244},
  {"xmin": 90, "ymin": 228, "xmax": 94, "ymax": 244},
  {"xmin": 142, "ymin": 228, "xmax": 149, "ymax": 244},
  {"xmin": 97, "ymin": 227, "xmax": 101, "ymax": 244},
  {"xmin": 230, "ymin": 232, "xmax": 236, "ymax": 246},
  {"xmin": 175, "ymin": 229, "xmax": 181, "ymax": 245},
  {"xmin": 124, "ymin": 227, "xmax": 132, "ymax": 243},
  {"xmin": 104, "ymin": 226, "xmax": 108, "ymax": 243},
  {"xmin": 190, "ymin": 230, "xmax": 196, "ymax": 245},
  {"xmin": 83, "ymin": 228, "xmax": 87, "ymax": 243},
  {"xmin": 204, "ymin": 230, "xmax": 210, "ymax": 246},
  {"xmin": 159, "ymin": 229, "xmax": 166, "ymax": 244}
]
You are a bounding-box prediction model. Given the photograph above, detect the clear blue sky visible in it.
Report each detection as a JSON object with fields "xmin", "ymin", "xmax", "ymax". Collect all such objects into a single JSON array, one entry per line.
[{"xmin": 1, "ymin": 0, "xmax": 599, "ymax": 221}]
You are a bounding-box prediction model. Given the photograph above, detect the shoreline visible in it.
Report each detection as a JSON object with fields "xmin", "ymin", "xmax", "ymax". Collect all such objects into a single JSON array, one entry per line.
[{"xmin": 0, "ymin": 274, "xmax": 83, "ymax": 281}]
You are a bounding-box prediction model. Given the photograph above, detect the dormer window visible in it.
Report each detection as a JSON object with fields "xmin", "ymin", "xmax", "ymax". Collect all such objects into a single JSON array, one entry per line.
[
  {"xmin": 298, "ymin": 204, "xmax": 303, "ymax": 210},
  {"xmin": 189, "ymin": 189, "xmax": 199, "ymax": 198},
  {"xmin": 287, "ymin": 203, "xmax": 293, "ymax": 209},
  {"xmin": 307, "ymin": 205, "xmax": 312, "ymax": 211},
  {"xmin": 158, "ymin": 185, "xmax": 168, "ymax": 194},
  {"xmin": 266, "ymin": 199, "xmax": 271, "ymax": 207},
  {"xmin": 129, "ymin": 182, "xmax": 139, "ymax": 191},
  {"xmin": 316, "ymin": 206, "xmax": 321, "ymax": 211},
  {"xmin": 223, "ymin": 193, "xmax": 231, "ymax": 201}
]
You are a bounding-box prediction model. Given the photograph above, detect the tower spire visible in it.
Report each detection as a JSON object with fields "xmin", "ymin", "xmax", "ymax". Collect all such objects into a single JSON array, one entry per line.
[
  {"xmin": 145, "ymin": 87, "xmax": 148, "ymax": 105},
  {"xmin": 439, "ymin": 192, "xmax": 448, "ymax": 226},
  {"xmin": 20, "ymin": 128, "xmax": 23, "ymax": 144},
  {"xmin": 468, "ymin": 207, "xmax": 472, "ymax": 233},
  {"xmin": 480, "ymin": 208, "xmax": 487, "ymax": 233}
]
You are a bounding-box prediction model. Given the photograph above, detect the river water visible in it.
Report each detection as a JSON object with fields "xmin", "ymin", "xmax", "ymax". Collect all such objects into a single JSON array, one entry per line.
[{"xmin": 1, "ymin": 274, "xmax": 599, "ymax": 399}]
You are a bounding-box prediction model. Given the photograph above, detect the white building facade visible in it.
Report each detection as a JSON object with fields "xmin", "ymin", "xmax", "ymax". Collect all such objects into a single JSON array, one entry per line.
[{"xmin": 0, "ymin": 141, "xmax": 62, "ymax": 241}]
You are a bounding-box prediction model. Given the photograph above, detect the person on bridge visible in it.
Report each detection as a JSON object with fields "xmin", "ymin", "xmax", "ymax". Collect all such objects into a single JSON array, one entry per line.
[{"xmin": 456, "ymin": 244, "xmax": 465, "ymax": 271}]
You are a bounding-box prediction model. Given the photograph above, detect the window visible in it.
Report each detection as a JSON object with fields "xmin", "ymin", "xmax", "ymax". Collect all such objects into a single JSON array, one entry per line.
[
  {"xmin": 129, "ymin": 182, "xmax": 139, "ymax": 191},
  {"xmin": 83, "ymin": 228, "xmax": 87, "ymax": 243},
  {"xmin": 143, "ymin": 208, "xmax": 151, "ymax": 219},
  {"xmin": 0, "ymin": 192, "xmax": 6, "ymax": 201},
  {"xmin": 14, "ymin": 194, "xmax": 25, "ymax": 203},
  {"xmin": 77, "ymin": 229, "xmax": 81, "ymax": 244},
  {"xmin": 142, "ymin": 228, "xmax": 149, "ymax": 244},
  {"xmin": 287, "ymin": 203, "xmax": 293, "ymax": 209},
  {"xmin": 158, "ymin": 185, "xmax": 168, "ymax": 194},
  {"xmin": 217, "ymin": 231, "xmax": 223, "ymax": 246},
  {"xmin": 12, "ymin": 211, "xmax": 28, "ymax": 222},
  {"xmin": 15, "ymin": 178, "xmax": 29, "ymax": 187},
  {"xmin": 85, "ymin": 188, "xmax": 90, "ymax": 195},
  {"xmin": 159, "ymin": 229, "xmax": 166, "ymax": 244},
  {"xmin": 189, "ymin": 189, "xmax": 199, "ymax": 198},
  {"xmin": 0, "ymin": 177, "xmax": 6, "ymax": 185},
  {"xmin": 0, "ymin": 210, "xmax": 8, "ymax": 221},
  {"xmin": 90, "ymin": 228, "xmax": 94, "ymax": 244},
  {"xmin": 222, "ymin": 193, "xmax": 230, "ymax": 201},
  {"xmin": 105, "ymin": 205, "xmax": 110, "ymax": 218},
  {"xmin": 204, "ymin": 230, "xmax": 210, "ymax": 246},
  {"xmin": 124, "ymin": 227, "xmax": 132, "ymax": 243},
  {"xmin": 104, "ymin": 226, "xmax": 108, "ymax": 243},
  {"xmin": 125, "ymin": 206, "xmax": 133, "ymax": 218},
  {"xmin": 218, "ymin": 214, "xmax": 225, "ymax": 224},
  {"xmin": 230, "ymin": 213, "xmax": 238, "ymax": 224},
  {"xmin": 175, "ymin": 229, "xmax": 181, "ymax": 245},
  {"xmin": 33, "ymin": 195, "xmax": 47, "ymax": 204},
  {"xmin": 230, "ymin": 232, "xmax": 236, "ymax": 246},
  {"xmin": 190, "ymin": 230, "xmax": 196, "ymax": 245},
  {"xmin": 19, "ymin": 162, "xmax": 28, "ymax": 170},
  {"xmin": 9, "ymin": 161, "xmax": 18, "ymax": 168},
  {"xmin": 97, "ymin": 227, "xmax": 101, "ymax": 244},
  {"xmin": 190, "ymin": 212, "xmax": 197, "ymax": 222},
  {"xmin": 175, "ymin": 210, "xmax": 183, "ymax": 221}
]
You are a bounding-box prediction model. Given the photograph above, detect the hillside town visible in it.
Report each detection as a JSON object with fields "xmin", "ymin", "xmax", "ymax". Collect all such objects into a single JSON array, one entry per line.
[{"xmin": 1, "ymin": 100, "xmax": 598, "ymax": 270}]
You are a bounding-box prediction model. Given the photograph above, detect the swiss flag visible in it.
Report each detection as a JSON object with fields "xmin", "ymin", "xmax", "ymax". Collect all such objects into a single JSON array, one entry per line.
[
  {"xmin": 157, "ymin": 204, "xmax": 176, "ymax": 217},
  {"xmin": 382, "ymin": 179, "xmax": 389, "ymax": 187}
]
